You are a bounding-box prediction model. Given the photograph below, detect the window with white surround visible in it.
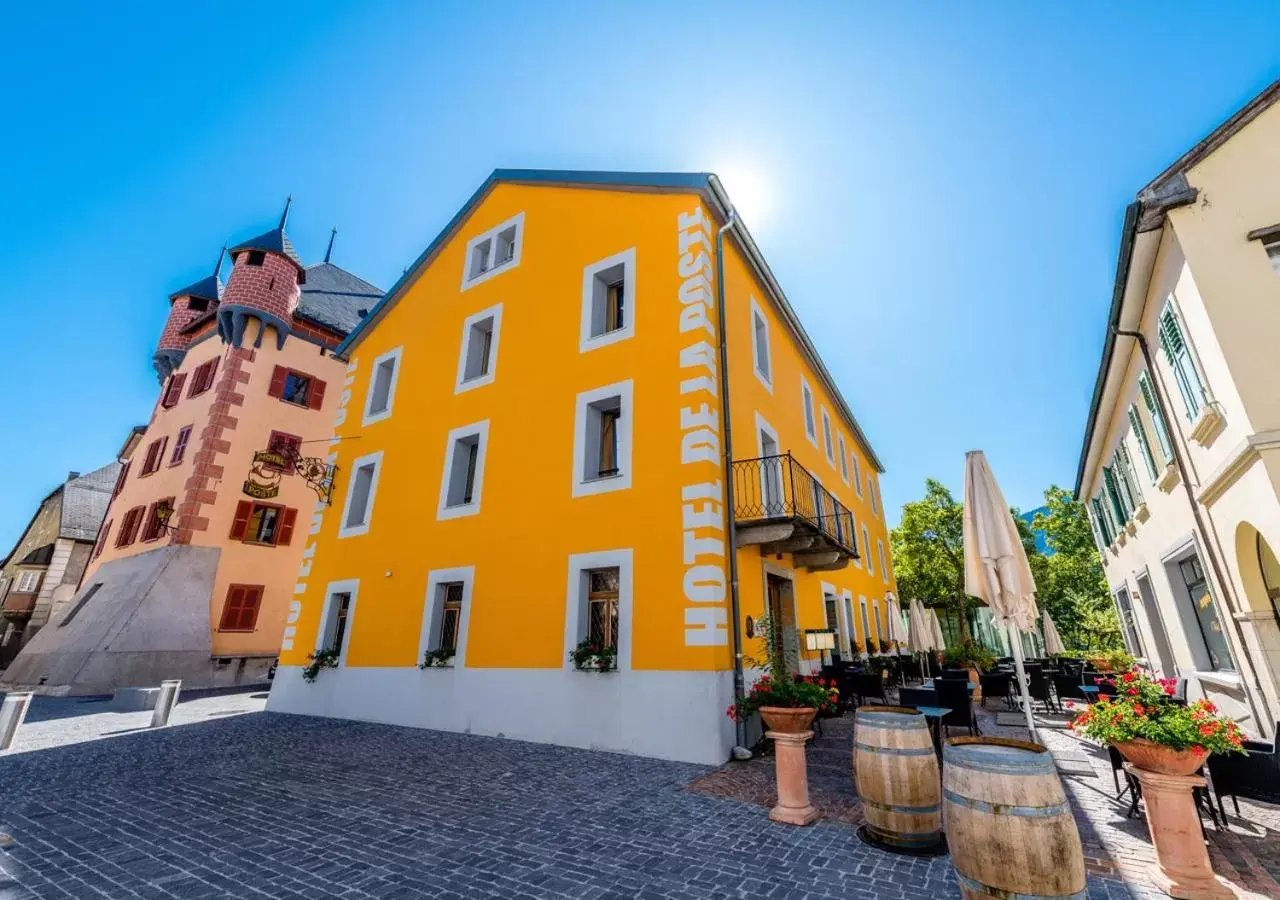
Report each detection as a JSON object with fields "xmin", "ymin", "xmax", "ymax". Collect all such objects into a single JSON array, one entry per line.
[
  {"xmin": 851, "ymin": 513, "xmax": 862, "ymax": 567},
  {"xmin": 841, "ymin": 590, "xmax": 855, "ymax": 656},
  {"xmin": 339, "ymin": 451, "xmax": 383, "ymax": 538},
  {"xmin": 821, "ymin": 409, "xmax": 835, "ymax": 465},
  {"xmin": 318, "ymin": 580, "xmax": 358, "ymax": 663},
  {"xmin": 362, "ymin": 347, "xmax": 403, "ymax": 425},
  {"xmin": 564, "ymin": 549, "xmax": 633, "ymax": 671},
  {"xmin": 859, "ymin": 595, "xmax": 872, "ymax": 650},
  {"xmin": 800, "ymin": 376, "xmax": 817, "ymax": 445},
  {"xmin": 756, "ymin": 412, "xmax": 784, "ymax": 516},
  {"xmin": 438, "ymin": 420, "xmax": 490, "ymax": 519},
  {"xmin": 580, "ymin": 248, "xmax": 636, "ymax": 352},
  {"xmin": 419, "ymin": 566, "xmax": 474, "ymax": 667},
  {"xmin": 1157, "ymin": 298, "xmax": 1210, "ymax": 421},
  {"xmin": 572, "ymin": 380, "xmax": 633, "ymax": 497},
  {"xmin": 852, "ymin": 453, "xmax": 863, "ymax": 497},
  {"xmin": 1266, "ymin": 237, "xmax": 1280, "ymax": 274},
  {"xmin": 750, "ymin": 297, "xmax": 772, "ymax": 391},
  {"xmin": 461, "ymin": 212, "xmax": 524, "ymax": 290},
  {"xmin": 868, "ymin": 476, "xmax": 879, "ymax": 516},
  {"xmin": 15, "ymin": 571, "xmax": 41, "ymax": 593},
  {"xmin": 877, "ymin": 540, "xmax": 888, "ymax": 583},
  {"xmin": 863, "ymin": 525, "xmax": 873, "ymax": 575},
  {"xmin": 455, "ymin": 304, "xmax": 503, "ymax": 393},
  {"xmin": 838, "ymin": 435, "xmax": 850, "ymax": 484}
]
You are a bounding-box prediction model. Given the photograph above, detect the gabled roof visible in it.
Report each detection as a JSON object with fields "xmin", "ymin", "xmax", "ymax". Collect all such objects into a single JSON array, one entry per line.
[
  {"xmin": 17, "ymin": 544, "xmax": 55, "ymax": 567},
  {"xmin": 1074, "ymin": 78, "xmax": 1280, "ymax": 498},
  {"xmin": 297, "ymin": 262, "xmax": 382, "ymax": 335},
  {"xmin": 336, "ymin": 168, "xmax": 885, "ymax": 472},
  {"xmin": 60, "ymin": 462, "xmax": 121, "ymax": 543}
]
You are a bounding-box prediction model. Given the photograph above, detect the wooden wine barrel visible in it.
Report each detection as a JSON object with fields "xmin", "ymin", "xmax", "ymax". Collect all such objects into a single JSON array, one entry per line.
[
  {"xmin": 853, "ymin": 706, "xmax": 942, "ymax": 849},
  {"xmin": 943, "ymin": 737, "xmax": 1086, "ymax": 899}
]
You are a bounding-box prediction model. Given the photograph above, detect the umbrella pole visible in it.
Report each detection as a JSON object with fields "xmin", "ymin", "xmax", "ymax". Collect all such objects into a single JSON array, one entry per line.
[{"xmin": 1007, "ymin": 622, "xmax": 1037, "ymax": 743}]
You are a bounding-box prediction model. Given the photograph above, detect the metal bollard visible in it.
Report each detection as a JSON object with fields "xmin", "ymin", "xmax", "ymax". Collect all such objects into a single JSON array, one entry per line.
[
  {"xmin": 150, "ymin": 680, "xmax": 181, "ymax": 728},
  {"xmin": 0, "ymin": 692, "xmax": 34, "ymax": 752}
]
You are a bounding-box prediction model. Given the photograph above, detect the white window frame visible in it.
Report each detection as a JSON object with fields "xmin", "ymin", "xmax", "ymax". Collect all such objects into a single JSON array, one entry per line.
[
  {"xmin": 755, "ymin": 412, "xmax": 784, "ymax": 516},
  {"xmin": 437, "ymin": 420, "xmax": 490, "ymax": 520},
  {"xmin": 800, "ymin": 375, "xmax": 817, "ymax": 446},
  {"xmin": 15, "ymin": 570, "xmax": 41, "ymax": 593},
  {"xmin": 840, "ymin": 589, "xmax": 855, "ymax": 656},
  {"xmin": 852, "ymin": 453, "xmax": 864, "ymax": 497},
  {"xmin": 571, "ymin": 380, "xmax": 634, "ymax": 498},
  {"xmin": 338, "ymin": 450, "xmax": 384, "ymax": 539},
  {"xmin": 579, "ymin": 248, "xmax": 636, "ymax": 353},
  {"xmin": 563, "ymin": 548, "xmax": 633, "ymax": 671},
  {"xmin": 821, "ymin": 408, "xmax": 835, "ymax": 465},
  {"xmin": 419, "ymin": 566, "xmax": 475, "ymax": 668},
  {"xmin": 868, "ymin": 475, "xmax": 878, "ymax": 515},
  {"xmin": 877, "ymin": 539, "xmax": 888, "ymax": 584},
  {"xmin": 749, "ymin": 296, "xmax": 773, "ymax": 392},
  {"xmin": 859, "ymin": 595, "xmax": 872, "ymax": 650},
  {"xmin": 460, "ymin": 212, "xmax": 524, "ymax": 290},
  {"xmin": 317, "ymin": 579, "xmax": 359, "ymax": 664},
  {"xmin": 454, "ymin": 303, "xmax": 503, "ymax": 394},
  {"xmin": 863, "ymin": 524, "xmax": 873, "ymax": 576},
  {"xmin": 838, "ymin": 434, "xmax": 850, "ymax": 485},
  {"xmin": 362, "ymin": 346, "xmax": 403, "ymax": 426},
  {"xmin": 851, "ymin": 513, "xmax": 862, "ymax": 568}
]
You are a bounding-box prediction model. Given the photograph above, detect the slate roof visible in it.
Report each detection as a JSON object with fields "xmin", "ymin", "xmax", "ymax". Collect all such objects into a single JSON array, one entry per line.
[
  {"xmin": 297, "ymin": 262, "xmax": 382, "ymax": 335},
  {"xmin": 168, "ymin": 273, "xmax": 223, "ymax": 304},
  {"xmin": 59, "ymin": 462, "xmax": 121, "ymax": 543},
  {"xmin": 229, "ymin": 226, "xmax": 306, "ymax": 277},
  {"xmin": 17, "ymin": 544, "xmax": 55, "ymax": 567}
]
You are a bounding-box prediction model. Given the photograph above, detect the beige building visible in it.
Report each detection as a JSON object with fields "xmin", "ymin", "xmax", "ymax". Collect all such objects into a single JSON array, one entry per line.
[{"xmin": 1076, "ymin": 79, "xmax": 1280, "ymax": 739}]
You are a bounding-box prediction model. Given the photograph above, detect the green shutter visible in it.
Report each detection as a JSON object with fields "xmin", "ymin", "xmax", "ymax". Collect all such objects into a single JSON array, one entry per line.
[
  {"xmin": 1092, "ymin": 495, "xmax": 1114, "ymax": 546},
  {"xmin": 1103, "ymin": 465, "xmax": 1128, "ymax": 524},
  {"xmin": 1159, "ymin": 301, "xmax": 1205, "ymax": 419},
  {"xmin": 1158, "ymin": 306, "xmax": 1185, "ymax": 356},
  {"xmin": 1128, "ymin": 405, "xmax": 1159, "ymax": 481},
  {"xmin": 1118, "ymin": 445, "xmax": 1144, "ymax": 506},
  {"xmin": 1138, "ymin": 372, "xmax": 1174, "ymax": 462},
  {"xmin": 1088, "ymin": 497, "xmax": 1108, "ymax": 550}
]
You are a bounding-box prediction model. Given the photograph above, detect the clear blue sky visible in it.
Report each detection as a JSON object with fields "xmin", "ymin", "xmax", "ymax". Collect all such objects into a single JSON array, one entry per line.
[{"xmin": 2, "ymin": 2, "xmax": 1278, "ymax": 545}]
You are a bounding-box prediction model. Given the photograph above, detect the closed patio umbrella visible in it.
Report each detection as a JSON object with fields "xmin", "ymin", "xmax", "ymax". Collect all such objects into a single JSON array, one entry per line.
[
  {"xmin": 963, "ymin": 450, "xmax": 1040, "ymax": 740},
  {"xmin": 928, "ymin": 608, "xmax": 947, "ymax": 652},
  {"xmin": 906, "ymin": 599, "xmax": 935, "ymax": 680},
  {"xmin": 1042, "ymin": 610, "xmax": 1066, "ymax": 656},
  {"xmin": 886, "ymin": 593, "xmax": 910, "ymax": 650}
]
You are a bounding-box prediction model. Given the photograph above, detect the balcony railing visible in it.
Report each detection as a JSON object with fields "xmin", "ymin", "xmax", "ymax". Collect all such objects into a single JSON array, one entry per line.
[
  {"xmin": 1, "ymin": 593, "xmax": 36, "ymax": 617},
  {"xmin": 731, "ymin": 453, "xmax": 858, "ymax": 568}
]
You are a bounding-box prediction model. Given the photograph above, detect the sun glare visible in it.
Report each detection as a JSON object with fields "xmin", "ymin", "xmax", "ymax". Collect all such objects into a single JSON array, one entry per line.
[{"xmin": 713, "ymin": 163, "xmax": 773, "ymax": 227}]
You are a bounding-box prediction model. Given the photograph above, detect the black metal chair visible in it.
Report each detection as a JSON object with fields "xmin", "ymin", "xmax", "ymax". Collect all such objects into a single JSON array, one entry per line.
[
  {"xmin": 936, "ymin": 677, "xmax": 978, "ymax": 737},
  {"xmin": 898, "ymin": 686, "xmax": 940, "ymax": 708},
  {"xmin": 1027, "ymin": 667, "xmax": 1056, "ymax": 712},
  {"xmin": 979, "ymin": 672, "xmax": 1013, "ymax": 709},
  {"xmin": 854, "ymin": 672, "xmax": 886, "ymax": 706},
  {"xmin": 1053, "ymin": 674, "xmax": 1085, "ymax": 706},
  {"xmin": 942, "ymin": 668, "xmax": 969, "ymax": 680},
  {"xmin": 1207, "ymin": 728, "xmax": 1280, "ymax": 819}
]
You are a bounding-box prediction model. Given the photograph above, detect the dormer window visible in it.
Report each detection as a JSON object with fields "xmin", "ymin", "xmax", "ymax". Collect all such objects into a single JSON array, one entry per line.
[
  {"xmin": 246, "ymin": 250, "xmax": 266, "ymax": 267},
  {"xmin": 187, "ymin": 297, "xmax": 210, "ymax": 312}
]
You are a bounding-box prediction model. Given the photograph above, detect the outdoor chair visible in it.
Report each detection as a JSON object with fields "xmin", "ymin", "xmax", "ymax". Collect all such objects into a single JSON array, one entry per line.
[
  {"xmin": 1207, "ymin": 728, "xmax": 1280, "ymax": 819},
  {"xmin": 898, "ymin": 686, "xmax": 939, "ymax": 708},
  {"xmin": 853, "ymin": 672, "xmax": 886, "ymax": 706},
  {"xmin": 979, "ymin": 672, "xmax": 1013, "ymax": 709},
  {"xmin": 1053, "ymin": 674, "xmax": 1085, "ymax": 705},
  {"xmin": 935, "ymin": 677, "xmax": 978, "ymax": 737},
  {"xmin": 942, "ymin": 668, "xmax": 969, "ymax": 680},
  {"xmin": 1096, "ymin": 680, "xmax": 1118, "ymax": 700},
  {"xmin": 1027, "ymin": 667, "xmax": 1056, "ymax": 713}
]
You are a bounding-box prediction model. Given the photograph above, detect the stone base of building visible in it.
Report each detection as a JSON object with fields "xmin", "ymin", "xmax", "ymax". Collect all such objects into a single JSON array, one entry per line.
[
  {"xmin": 0, "ymin": 545, "xmax": 268, "ymax": 696},
  {"xmin": 266, "ymin": 664, "xmax": 737, "ymax": 765}
]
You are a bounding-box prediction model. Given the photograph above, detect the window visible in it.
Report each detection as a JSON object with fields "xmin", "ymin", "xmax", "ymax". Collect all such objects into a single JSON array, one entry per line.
[
  {"xmin": 572, "ymin": 381, "xmax": 633, "ymax": 497},
  {"xmin": 112, "ymin": 461, "xmax": 130, "ymax": 499},
  {"xmin": 750, "ymin": 297, "xmax": 772, "ymax": 391},
  {"xmin": 455, "ymin": 305, "xmax": 502, "ymax": 393},
  {"xmin": 580, "ymin": 249, "xmax": 636, "ymax": 351},
  {"xmin": 115, "ymin": 506, "xmax": 145, "ymax": 548},
  {"xmin": 187, "ymin": 358, "xmax": 219, "ymax": 397},
  {"xmin": 140, "ymin": 498, "xmax": 175, "ymax": 543},
  {"xmin": 139, "ymin": 437, "xmax": 167, "ymax": 476},
  {"xmin": 59, "ymin": 583, "xmax": 101, "ymax": 628},
  {"xmin": 1137, "ymin": 372, "xmax": 1174, "ymax": 463},
  {"xmin": 838, "ymin": 435, "xmax": 850, "ymax": 484},
  {"xmin": 565, "ymin": 549, "xmax": 633, "ymax": 671},
  {"xmin": 800, "ymin": 376, "xmax": 817, "ymax": 445},
  {"xmin": 435, "ymin": 582, "xmax": 464, "ymax": 654},
  {"xmin": 1266, "ymin": 237, "xmax": 1280, "ymax": 275},
  {"xmin": 218, "ymin": 584, "xmax": 264, "ymax": 632},
  {"xmin": 437, "ymin": 422, "xmax": 489, "ymax": 519},
  {"xmin": 1158, "ymin": 301, "xmax": 1208, "ymax": 421},
  {"xmin": 821, "ymin": 409, "xmax": 835, "ymax": 465},
  {"xmin": 868, "ymin": 477, "xmax": 879, "ymax": 516},
  {"xmin": 92, "ymin": 520, "xmax": 112, "ymax": 559},
  {"xmin": 1115, "ymin": 445, "xmax": 1144, "ymax": 510},
  {"xmin": 265, "ymin": 431, "xmax": 302, "ymax": 474},
  {"xmin": 340, "ymin": 451, "xmax": 384, "ymax": 536},
  {"xmin": 318, "ymin": 582, "xmax": 357, "ymax": 661},
  {"xmin": 461, "ymin": 212, "xmax": 524, "ymax": 289},
  {"xmin": 1103, "ymin": 465, "xmax": 1130, "ymax": 525},
  {"xmin": 1127, "ymin": 407, "xmax": 1159, "ymax": 481},
  {"xmin": 360, "ymin": 346, "xmax": 403, "ymax": 425},
  {"xmin": 15, "ymin": 571, "xmax": 41, "ymax": 593},
  {"xmin": 843, "ymin": 593, "xmax": 856, "ymax": 652},
  {"xmin": 877, "ymin": 540, "xmax": 888, "ymax": 583},
  {"xmin": 170, "ymin": 426, "xmax": 192, "ymax": 466},
  {"xmin": 1088, "ymin": 498, "xmax": 1110, "ymax": 550},
  {"xmin": 1176, "ymin": 554, "xmax": 1234, "ymax": 672},
  {"xmin": 420, "ymin": 567, "xmax": 474, "ymax": 666},
  {"xmin": 852, "ymin": 453, "xmax": 863, "ymax": 497},
  {"xmin": 230, "ymin": 500, "xmax": 297, "ymax": 546},
  {"xmin": 863, "ymin": 525, "xmax": 873, "ymax": 576},
  {"xmin": 268, "ymin": 366, "xmax": 327, "ymax": 410},
  {"xmin": 1114, "ymin": 586, "xmax": 1144, "ymax": 658},
  {"xmin": 246, "ymin": 250, "xmax": 266, "ymax": 267},
  {"xmin": 859, "ymin": 596, "xmax": 872, "ymax": 650},
  {"xmin": 823, "ymin": 591, "xmax": 842, "ymax": 658},
  {"xmin": 851, "ymin": 513, "xmax": 862, "ymax": 567},
  {"xmin": 756, "ymin": 413, "xmax": 784, "ymax": 516},
  {"xmin": 160, "ymin": 373, "xmax": 187, "ymax": 409}
]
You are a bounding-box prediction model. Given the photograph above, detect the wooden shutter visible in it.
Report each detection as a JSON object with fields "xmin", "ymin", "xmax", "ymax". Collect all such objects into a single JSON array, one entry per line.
[
  {"xmin": 240, "ymin": 587, "xmax": 263, "ymax": 630},
  {"xmin": 268, "ymin": 366, "xmax": 288, "ymax": 399},
  {"xmin": 277, "ymin": 508, "xmax": 298, "ymax": 546},
  {"xmin": 112, "ymin": 461, "xmax": 130, "ymax": 497},
  {"xmin": 156, "ymin": 437, "xmax": 169, "ymax": 471},
  {"xmin": 163, "ymin": 373, "xmax": 187, "ymax": 407},
  {"xmin": 93, "ymin": 520, "xmax": 112, "ymax": 559},
  {"xmin": 204, "ymin": 357, "xmax": 219, "ymax": 392},
  {"xmin": 308, "ymin": 378, "xmax": 327, "ymax": 410},
  {"xmin": 229, "ymin": 501, "xmax": 253, "ymax": 540}
]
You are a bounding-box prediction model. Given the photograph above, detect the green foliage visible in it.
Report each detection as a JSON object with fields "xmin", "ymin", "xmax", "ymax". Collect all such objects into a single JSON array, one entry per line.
[
  {"xmin": 1071, "ymin": 670, "xmax": 1246, "ymax": 754},
  {"xmin": 301, "ymin": 648, "xmax": 341, "ymax": 683},
  {"xmin": 419, "ymin": 648, "xmax": 455, "ymax": 669},
  {"xmin": 743, "ymin": 610, "xmax": 799, "ymax": 680},
  {"xmin": 890, "ymin": 479, "xmax": 973, "ymax": 637},
  {"xmin": 942, "ymin": 637, "xmax": 995, "ymax": 672},
  {"xmin": 569, "ymin": 638, "xmax": 616, "ymax": 672}
]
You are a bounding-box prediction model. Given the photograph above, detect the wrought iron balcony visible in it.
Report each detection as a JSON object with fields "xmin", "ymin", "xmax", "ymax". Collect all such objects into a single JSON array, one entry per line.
[{"xmin": 731, "ymin": 452, "xmax": 859, "ymax": 571}]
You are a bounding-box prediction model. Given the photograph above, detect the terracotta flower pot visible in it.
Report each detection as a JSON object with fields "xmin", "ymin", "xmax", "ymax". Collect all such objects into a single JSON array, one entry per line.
[
  {"xmin": 1115, "ymin": 738, "xmax": 1208, "ymax": 776},
  {"xmin": 759, "ymin": 706, "xmax": 817, "ymax": 734}
]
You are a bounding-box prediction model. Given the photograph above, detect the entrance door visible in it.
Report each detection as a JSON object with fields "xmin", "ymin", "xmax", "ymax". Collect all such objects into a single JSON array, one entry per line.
[
  {"xmin": 766, "ymin": 573, "xmax": 797, "ymax": 676},
  {"xmin": 1135, "ymin": 572, "xmax": 1176, "ymax": 677}
]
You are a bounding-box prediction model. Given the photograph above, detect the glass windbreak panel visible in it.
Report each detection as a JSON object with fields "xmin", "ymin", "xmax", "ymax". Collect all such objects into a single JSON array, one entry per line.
[{"xmin": 1177, "ymin": 555, "xmax": 1234, "ymax": 671}]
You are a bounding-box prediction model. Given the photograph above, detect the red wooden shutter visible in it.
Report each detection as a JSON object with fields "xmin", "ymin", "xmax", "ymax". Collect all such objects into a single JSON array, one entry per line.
[
  {"xmin": 277, "ymin": 508, "xmax": 298, "ymax": 546},
  {"xmin": 112, "ymin": 462, "xmax": 130, "ymax": 497},
  {"xmin": 93, "ymin": 520, "xmax": 112, "ymax": 559},
  {"xmin": 205, "ymin": 357, "xmax": 220, "ymax": 393},
  {"xmin": 163, "ymin": 373, "xmax": 187, "ymax": 407},
  {"xmin": 157, "ymin": 437, "xmax": 169, "ymax": 470},
  {"xmin": 229, "ymin": 501, "xmax": 253, "ymax": 540},
  {"xmin": 219, "ymin": 586, "xmax": 244, "ymax": 630},
  {"xmin": 268, "ymin": 366, "xmax": 288, "ymax": 399},
  {"xmin": 308, "ymin": 378, "xmax": 327, "ymax": 410},
  {"xmin": 242, "ymin": 587, "xmax": 263, "ymax": 630}
]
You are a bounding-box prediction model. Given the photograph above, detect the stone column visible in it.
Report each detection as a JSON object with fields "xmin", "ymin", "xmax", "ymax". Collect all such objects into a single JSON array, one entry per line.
[
  {"xmin": 1124, "ymin": 764, "xmax": 1232, "ymax": 899},
  {"xmin": 767, "ymin": 730, "xmax": 819, "ymax": 826}
]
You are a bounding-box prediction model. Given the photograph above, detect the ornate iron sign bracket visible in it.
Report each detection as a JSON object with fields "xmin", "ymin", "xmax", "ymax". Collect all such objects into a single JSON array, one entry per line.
[{"xmin": 244, "ymin": 446, "xmax": 338, "ymax": 506}]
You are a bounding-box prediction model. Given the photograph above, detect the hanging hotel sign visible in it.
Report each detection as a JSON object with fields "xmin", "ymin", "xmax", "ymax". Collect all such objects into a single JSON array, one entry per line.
[{"xmin": 242, "ymin": 446, "xmax": 337, "ymax": 505}]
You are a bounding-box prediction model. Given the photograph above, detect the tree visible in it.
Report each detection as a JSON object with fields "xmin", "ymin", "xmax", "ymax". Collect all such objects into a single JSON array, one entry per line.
[
  {"xmin": 890, "ymin": 479, "xmax": 973, "ymax": 638},
  {"xmin": 1031, "ymin": 486, "xmax": 1122, "ymax": 651}
]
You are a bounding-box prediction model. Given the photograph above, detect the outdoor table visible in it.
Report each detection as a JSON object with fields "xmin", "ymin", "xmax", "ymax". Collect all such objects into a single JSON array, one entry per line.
[
  {"xmin": 1080, "ymin": 685, "xmax": 1100, "ymax": 704},
  {"xmin": 921, "ymin": 678, "xmax": 976, "ymax": 691},
  {"xmin": 913, "ymin": 705, "xmax": 951, "ymax": 756}
]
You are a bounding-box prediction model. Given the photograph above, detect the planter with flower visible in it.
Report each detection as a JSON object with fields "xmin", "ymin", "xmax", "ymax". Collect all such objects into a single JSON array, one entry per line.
[
  {"xmin": 569, "ymin": 639, "xmax": 616, "ymax": 672},
  {"xmin": 942, "ymin": 638, "xmax": 995, "ymax": 701},
  {"xmin": 727, "ymin": 674, "xmax": 838, "ymax": 734},
  {"xmin": 301, "ymin": 648, "xmax": 340, "ymax": 684},
  {"xmin": 1086, "ymin": 649, "xmax": 1135, "ymax": 674}
]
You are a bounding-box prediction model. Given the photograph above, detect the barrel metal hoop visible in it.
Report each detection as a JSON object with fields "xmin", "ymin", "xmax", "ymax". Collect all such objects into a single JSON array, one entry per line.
[
  {"xmin": 954, "ymin": 871, "xmax": 1087, "ymax": 900},
  {"xmin": 854, "ymin": 740, "xmax": 935, "ymax": 757},
  {"xmin": 944, "ymin": 788, "xmax": 1069, "ymax": 818},
  {"xmin": 854, "ymin": 715, "xmax": 928, "ymax": 730},
  {"xmin": 943, "ymin": 746, "xmax": 1055, "ymax": 775},
  {"xmin": 867, "ymin": 824, "xmax": 944, "ymax": 848},
  {"xmin": 861, "ymin": 797, "xmax": 941, "ymax": 815}
]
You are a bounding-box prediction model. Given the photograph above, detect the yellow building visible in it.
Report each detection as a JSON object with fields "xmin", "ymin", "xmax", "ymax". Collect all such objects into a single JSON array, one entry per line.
[{"xmin": 268, "ymin": 171, "xmax": 897, "ymax": 763}]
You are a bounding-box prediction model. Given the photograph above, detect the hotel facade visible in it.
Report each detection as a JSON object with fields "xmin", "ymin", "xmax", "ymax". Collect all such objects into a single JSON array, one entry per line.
[
  {"xmin": 268, "ymin": 170, "xmax": 897, "ymax": 764},
  {"xmin": 1077, "ymin": 80, "xmax": 1280, "ymax": 739}
]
